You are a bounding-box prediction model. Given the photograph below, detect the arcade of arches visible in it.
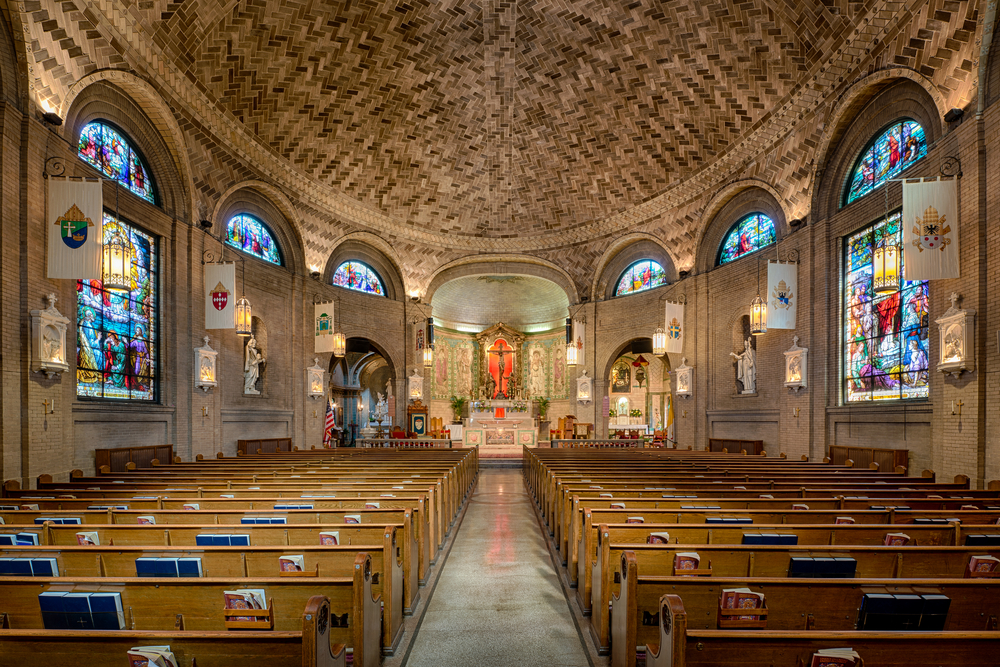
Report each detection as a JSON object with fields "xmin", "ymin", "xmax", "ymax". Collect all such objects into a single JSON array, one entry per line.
[{"xmin": 4, "ymin": 1, "xmax": 1000, "ymax": 663}]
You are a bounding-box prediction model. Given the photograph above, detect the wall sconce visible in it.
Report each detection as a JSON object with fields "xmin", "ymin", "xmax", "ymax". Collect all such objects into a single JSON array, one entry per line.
[
  {"xmin": 194, "ymin": 336, "xmax": 218, "ymax": 392},
  {"xmin": 936, "ymin": 292, "xmax": 974, "ymax": 378},
  {"xmin": 783, "ymin": 335, "xmax": 807, "ymax": 392},
  {"xmin": 675, "ymin": 358, "xmax": 693, "ymax": 398}
]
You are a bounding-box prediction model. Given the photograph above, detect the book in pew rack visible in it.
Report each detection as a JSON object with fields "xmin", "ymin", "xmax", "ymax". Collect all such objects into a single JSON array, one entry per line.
[
  {"xmin": 966, "ymin": 554, "xmax": 1000, "ymax": 578},
  {"xmin": 319, "ymin": 531, "xmax": 340, "ymax": 545},
  {"xmin": 883, "ymin": 532, "xmax": 911, "ymax": 546},
  {"xmin": 810, "ymin": 648, "xmax": 862, "ymax": 667},
  {"xmin": 223, "ymin": 588, "xmax": 268, "ymax": 623},
  {"xmin": 76, "ymin": 531, "xmax": 100, "ymax": 545},
  {"xmin": 835, "ymin": 516, "xmax": 855, "ymax": 524},
  {"xmin": 136, "ymin": 516, "xmax": 156, "ymax": 524},
  {"xmin": 344, "ymin": 514, "xmax": 361, "ymax": 524},
  {"xmin": 279, "ymin": 554, "xmax": 305, "ymax": 572},
  {"xmin": 626, "ymin": 516, "xmax": 644, "ymax": 524},
  {"xmin": 127, "ymin": 646, "xmax": 178, "ymax": 667},
  {"xmin": 647, "ymin": 532, "xmax": 670, "ymax": 544}
]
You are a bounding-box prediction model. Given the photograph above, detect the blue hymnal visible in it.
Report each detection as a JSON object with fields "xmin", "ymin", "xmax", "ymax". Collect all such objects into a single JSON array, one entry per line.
[
  {"xmin": 0, "ymin": 535, "xmax": 14, "ymax": 545},
  {"xmin": 195, "ymin": 534, "xmax": 214, "ymax": 546},
  {"xmin": 62, "ymin": 593, "xmax": 94, "ymax": 630},
  {"xmin": 30, "ymin": 558, "xmax": 59, "ymax": 576},
  {"xmin": 177, "ymin": 557, "xmax": 203, "ymax": 577},
  {"xmin": 87, "ymin": 505, "xmax": 128, "ymax": 510},
  {"xmin": 38, "ymin": 592, "xmax": 68, "ymax": 629},
  {"xmin": 88, "ymin": 592, "xmax": 125, "ymax": 629},
  {"xmin": 966, "ymin": 534, "xmax": 1000, "ymax": 546},
  {"xmin": 0, "ymin": 558, "xmax": 33, "ymax": 575},
  {"xmin": 229, "ymin": 534, "xmax": 250, "ymax": 546},
  {"xmin": 135, "ymin": 557, "xmax": 163, "ymax": 577},
  {"xmin": 273, "ymin": 504, "xmax": 313, "ymax": 510},
  {"xmin": 34, "ymin": 517, "xmax": 81, "ymax": 525}
]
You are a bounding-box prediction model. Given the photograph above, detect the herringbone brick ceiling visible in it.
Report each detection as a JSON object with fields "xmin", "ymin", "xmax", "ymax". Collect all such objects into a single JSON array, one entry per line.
[{"xmin": 23, "ymin": 0, "xmax": 981, "ymax": 274}]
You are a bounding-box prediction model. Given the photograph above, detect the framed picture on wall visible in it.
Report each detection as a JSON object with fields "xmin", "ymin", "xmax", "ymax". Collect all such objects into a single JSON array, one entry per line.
[{"xmin": 611, "ymin": 360, "xmax": 631, "ymax": 394}]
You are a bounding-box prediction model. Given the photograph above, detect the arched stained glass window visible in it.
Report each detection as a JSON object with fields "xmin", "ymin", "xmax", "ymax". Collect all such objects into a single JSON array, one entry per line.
[
  {"xmin": 77, "ymin": 121, "xmax": 156, "ymax": 204},
  {"xmin": 843, "ymin": 211, "xmax": 929, "ymax": 402},
  {"xmin": 333, "ymin": 261, "xmax": 385, "ymax": 296},
  {"xmin": 718, "ymin": 213, "xmax": 776, "ymax": 265},
  {"xmin": 225, "ymin": 214, "xmax": 282, "ymax": 265},
  {"xmin": 844, "ymin": 119, "xmax": 927, "ymax": 205},
  {"xmin": 614, "ymin": 260, "xmax": 667, "ymax": 296},
  {"xmin": 77, "ymin": 213, "xmax": 158, "ymax": 401}
]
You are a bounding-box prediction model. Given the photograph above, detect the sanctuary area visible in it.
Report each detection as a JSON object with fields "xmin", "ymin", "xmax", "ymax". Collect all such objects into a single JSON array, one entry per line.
[{"xmin": 1, "ymin": 0, "xmax": 1000, "ymax": 665}]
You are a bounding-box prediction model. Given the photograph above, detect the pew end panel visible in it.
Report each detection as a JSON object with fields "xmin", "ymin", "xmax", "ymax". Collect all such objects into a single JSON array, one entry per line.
[
  {"xmin": 610, "ymin": 551, "xmax": 638, "ymax": 667},
  {"xmin": 302, "ymin": 595, "xmax": 348, "ymax": 667},
  {"xmin": 645, "ymin": 594, "xmax": 686, "ymax": 667},
  {"xmin": 353, "ymin": 552, "xmax": 382, "ymax": 667}
]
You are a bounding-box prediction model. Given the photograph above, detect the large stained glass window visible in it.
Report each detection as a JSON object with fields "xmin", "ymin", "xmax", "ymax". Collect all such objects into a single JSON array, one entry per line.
[
  {"xmin": 77, "ymin": 213, "xmax": 158, "ymax": 401},
  {"xmin": 844, "ymin": 120, "xmax": 927, "ymax": 205},
  {"xmin": 843, "ymin": 212, "xmax": 929, "ymax": 402},
  {"xmin": 614, "ymin": 260, "xmax": 668, "ymax": 296},
  {"xmin": 718, "ymin": 213, "xmax": 776, "ymax": 265},
  {"xmin": 333, "ymin": 261, "xmax": 385, "ymax": 296},
  {"xmin": 77, "ymin": 121, "xmax": 156, "ymax": 204},
  {"xmin": 225, "ymin": 214, "xmax": 282, "ymax": 265}
]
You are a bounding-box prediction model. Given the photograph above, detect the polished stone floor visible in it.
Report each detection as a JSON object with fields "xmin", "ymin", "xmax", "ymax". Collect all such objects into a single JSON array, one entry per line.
[{"xmin": 404, "ymin": 469, "xmax": 590, "ymax": 667}]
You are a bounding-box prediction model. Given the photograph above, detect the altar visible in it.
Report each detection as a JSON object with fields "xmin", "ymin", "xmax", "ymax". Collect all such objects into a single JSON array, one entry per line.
[{"xmin": 463, "ymin": 399, "xmax": 537, "ymax": 451}]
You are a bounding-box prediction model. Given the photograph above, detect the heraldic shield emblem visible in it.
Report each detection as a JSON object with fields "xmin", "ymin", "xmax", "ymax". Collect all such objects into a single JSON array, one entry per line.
[
  {"xmin": 667, "ymin": 317, "xmax": 682, "ymax": 340},
  {"xmin": 56, "ymin": 204, "xmax": 94, "ymax": 249},
  {"xmin": 913, "ymin": 205, "xmax": 951, "ymax": 252},
  {"xmin": 772, "ymin": 279, "xmax": 793, "ymax": 309},
  {"xmin": 210, "ymin": 281, "xmax": 229, "ymax": 311}
]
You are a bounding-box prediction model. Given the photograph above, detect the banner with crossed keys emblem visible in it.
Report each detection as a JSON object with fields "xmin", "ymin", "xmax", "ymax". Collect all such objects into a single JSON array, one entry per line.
[
  {"xmin": 767, "ymin": 261, "xmax": 797, "ymax": 329},
  {"xmin": 664, "ymin": 301, "xmax": 684, "ymax": 353},
  {"xmin": 903, "ymin": 178, "xmax": 959, "ymax": 280}
]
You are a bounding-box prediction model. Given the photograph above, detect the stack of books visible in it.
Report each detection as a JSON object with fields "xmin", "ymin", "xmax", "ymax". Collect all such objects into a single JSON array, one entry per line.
[
  {"xmin": 0, "ymin": 532, "xmax": 40, "ymax": 545},
  {"xmin": 719, "ymin": 588, "xmax": 765, "ymax": 624},
  {"xmin": 674, "ymin": 552, "xmax": 701, "ymax": 572},
  {"xmin": 135, "ymin": 557, "xmax": 203, "ymax": 577},
  {"xmin": 127, "ymin": 646, "xmax": 178, "ymax": 667},
  {"xmin": 0, "ymin": 557, "xmax": 59, "ymax": 576},
  {"xmin": 810, "ymin": 648, "xmax": 861, "ymax": 666},
  {"xmin": 38, "ymin": 591, "xmax": 125, "ymax": 629},
  {"xmin": 856, "ymin": 591, "xmax": 950, "ymax": 630},
  {"xmin": 195, "ymin": 533, "xmax": 250, "ymax": 546},
  {"xmin": 223, "ymin": 588, "xmax": 268, "ymax": 622}
]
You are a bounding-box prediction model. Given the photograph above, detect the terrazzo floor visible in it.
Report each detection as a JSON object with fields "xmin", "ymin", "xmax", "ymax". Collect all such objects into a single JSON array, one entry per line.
[{"xmin": 404, "ymin": 469, "xmax": 591, "ymax": 667}]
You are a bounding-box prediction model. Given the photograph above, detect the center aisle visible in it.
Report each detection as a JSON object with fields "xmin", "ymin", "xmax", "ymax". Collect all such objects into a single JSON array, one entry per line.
[{"xmin": 404, "ymin": 468, "xmax": 590, "ymax": 667}]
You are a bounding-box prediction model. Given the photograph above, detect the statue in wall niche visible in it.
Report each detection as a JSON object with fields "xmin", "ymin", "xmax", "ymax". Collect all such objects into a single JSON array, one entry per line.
[
  {"xmin": 244, "ymin": 335, "xmax": 265, "ymax": 395},
  {"xmin": 42, "ymin": 326, "xmax": 62, "ymax": 363},
  {"xmin": 730, "ymin": 336, "xmax": 756, "ymax": 394},
  {"xmin": 385, "ymin": 378, "xmax": 393, "ymax": 399}
]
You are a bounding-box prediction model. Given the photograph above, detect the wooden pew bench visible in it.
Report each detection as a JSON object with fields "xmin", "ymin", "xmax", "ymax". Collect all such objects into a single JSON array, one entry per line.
[{"xmin": 0, "ymin": 553, "xmax": 381, "ymax": 667}]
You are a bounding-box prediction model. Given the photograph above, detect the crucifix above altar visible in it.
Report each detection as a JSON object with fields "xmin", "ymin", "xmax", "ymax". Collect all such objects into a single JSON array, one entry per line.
[{"xmin": 475, "ymin": 322, "xmax": 526, "ymax": 401}]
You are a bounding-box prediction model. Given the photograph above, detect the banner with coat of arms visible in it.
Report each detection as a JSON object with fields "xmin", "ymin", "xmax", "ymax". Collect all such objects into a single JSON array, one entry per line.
[
  {"xmin": 47, "ymin": 178, "xmax": 103, "ymax": 279},
  {"xmin": 314, "ymin": 302, "xmax": 336, "ymax": 353},
  {"xmin": 903, "ymin": 178, "xmax": 959, "ymax": 280},
  {"xmin": 204, "ymin": 262, "xmax": 236, "ymax": 329},
  {"xmin": 767, "ymin": 261, "xmax": 797, "ymax": 330},
  {"xmin": 664, "ymin": 301, "xmax": 684, "ymax": 354},
  {"xmin": 572, "ymin": 318, "xmax": 585, "ymax": 362}
]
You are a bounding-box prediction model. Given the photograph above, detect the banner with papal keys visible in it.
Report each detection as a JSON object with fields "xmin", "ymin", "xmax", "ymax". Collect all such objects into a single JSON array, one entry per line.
[
  {"xmin": 664, "ymin": 301, "xmax": 685, "ymax": 353},
  {"xmin": 314, "ymin": 302, "xmax": 336, "ymax": 353},
  {"xmin": 903, "ymin": 177, "xmax": 959, "ymax": 280},
  {"xmin": 767, "ymin": 261, "xmax": 797, "ymax": 329},
  {"xmin": 47, "ymin": 178, "xmax": 103, "ymax": 280},
  {"xmin": 204, "ymin": 262, "xmax": 236, "ymax": 329}
]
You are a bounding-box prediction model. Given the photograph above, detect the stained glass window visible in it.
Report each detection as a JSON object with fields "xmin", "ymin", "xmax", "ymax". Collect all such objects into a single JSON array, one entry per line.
[
  {"xmin": 843, "ymin": 211, "xmax": 929, "ymax": 402},
  {"xmin": 225, "ymin": 214, "xmax": 282, "ymax": 265},
  {"xmin": 614, "ymin": 260, "xmax": 668, "ymax": 296},
  {"xmin": 77, "ymin": 213, "xmax": 158, "ymax": 401},
  {"xmin": 333, "ymin": 261, "xmax": 385, "ymax": 296},
  {"xmin": 845, "ymin": 120, "xmax": 927, "ymax": 205},
  {"xmin": 718, "ymin": 213, "xmax": 776, "ymax": 265},
  {"xmin": 77, "ymin": 121, "xmax": 156, "ymax": 204}
]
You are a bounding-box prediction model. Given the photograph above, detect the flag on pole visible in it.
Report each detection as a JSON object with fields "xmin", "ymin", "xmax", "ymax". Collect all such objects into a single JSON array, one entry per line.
[
  {"xmin": 903, "ymin": 178, "xmax": 959, "ymax": 280},
  {"xmin": 767, "ymin": 261, "xmax": 798, "ymax": 329},
  {"xmin": 664, "ymin": 301, "xmax": 684, "ymax": 353},
  {"xmin": 323, "ymin": 398, "xmax": 336, "ymax": 448},
  {"xmin": 205, "ymin": 263, "xmax": 236, "ymax": 329},
  {"xmin": 315, "ymin": 302, "xmax": 336, "ymax": 353},
  {"xmin": 665, "ymin": 394, "xmax": 675, "ymax": 448},
  {"xmin": 47, "ymin": 178, "xmax": 103, "ymax": 279}
]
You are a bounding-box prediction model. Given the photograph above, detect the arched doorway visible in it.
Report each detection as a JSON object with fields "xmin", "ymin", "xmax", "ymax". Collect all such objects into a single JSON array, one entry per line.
[
  {"xmin": 328, "ymin": 337, "xmax": 396, "ymax": 445},
  {"xmin": 602, "ymin": 338, "xmax": 672, "ymax": 440}
]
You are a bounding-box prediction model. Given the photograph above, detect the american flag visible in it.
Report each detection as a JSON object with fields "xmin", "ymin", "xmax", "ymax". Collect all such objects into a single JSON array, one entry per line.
[{"xmin": 323, "ymin": 398, "xmax": 336, "ymax": 447}]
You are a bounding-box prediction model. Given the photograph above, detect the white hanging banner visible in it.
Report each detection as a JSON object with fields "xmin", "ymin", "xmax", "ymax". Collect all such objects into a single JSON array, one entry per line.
[
  {"xmin": 314, "ymin": 302, "xmax": 336, "ymax": 353},
  {"xmin": 205, "ymin": 263, "xmax": 236, "ymax": 329},
  {"xmin": 767, "ymin": 261, "xmax": 797, "ymax": 329},
  {"xmin": 47, "ymin": 178, "xmax": 103, "ymax": 280},
  {"xmin": 572, "ymin": 318, "xmax": 585, "ymax": 362},
  {"xmin": 664, "ymin": 301, "xmax": 684, "ymax": 353},
  {"xmin": 903, "ymin": 178, "xmax": 959, "ymax": 280}
]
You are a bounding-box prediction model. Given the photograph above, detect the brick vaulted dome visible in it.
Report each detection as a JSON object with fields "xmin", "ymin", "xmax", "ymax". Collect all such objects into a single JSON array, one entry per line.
[{"xmin": 24, "ymin": 1, "xmax": 979, "ymax": 285}]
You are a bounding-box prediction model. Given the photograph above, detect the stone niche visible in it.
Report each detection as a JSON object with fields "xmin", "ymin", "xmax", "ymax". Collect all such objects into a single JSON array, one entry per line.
[{"xmin": 31, "ymin": 293, "xmax": 70, "ymax": 379}]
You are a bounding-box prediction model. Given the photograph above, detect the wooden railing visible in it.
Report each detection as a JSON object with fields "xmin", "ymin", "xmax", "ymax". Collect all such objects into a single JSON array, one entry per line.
[
  {"xmin": 550, "ymin": 439, "xmax": 642, "ymax": 448},
  {"xmin": 94, "ymin": 444, "xmax": 174, "ymax": 473},
  {"xmin": 708, "ymin": 438, "xmax": 764, "ymax": 455},
  {"xmin": 358, "ymin": 438, "xmax": 453, "ymax": 449},
  {"xmin": 829, "ymin": 444, "xmax": 908, "ymax": 474},
  {"xmin": 236, "ymin": 437, "xmax": 292, "ymax": 455}
]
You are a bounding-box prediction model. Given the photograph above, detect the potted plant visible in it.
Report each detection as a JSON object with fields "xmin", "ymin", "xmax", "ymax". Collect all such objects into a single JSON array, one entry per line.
[
  {"xmin": 449, "ymin": 395, "xmax": 467, "ymax": 423},
  {"xmin": 536, "ymin": 397, "xmax": 550, "ymax": 420}
]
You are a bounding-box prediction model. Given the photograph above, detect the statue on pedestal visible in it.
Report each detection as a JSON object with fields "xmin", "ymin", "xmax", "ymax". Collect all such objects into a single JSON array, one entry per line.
[
  {"xmin": 244, "ymin": 335, "xmax": 265, "ymax": 395},
  {"xmin": 730, "ymin": 337, "xmax": 756, "ymax": 394}
]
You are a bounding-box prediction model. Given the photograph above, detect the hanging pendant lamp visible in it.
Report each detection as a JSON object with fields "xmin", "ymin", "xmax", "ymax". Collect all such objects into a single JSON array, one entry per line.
[
  {"xmin": 235, "ymin": 259, "xmax": 252, "ymax": 336},
  {"xmin": 102, "ymin": 184, "xmax": 133, "ymax": 291},
  {"xmin": 873, "ymin": 182, "xmax": 901, "ymax": 295},
  {"xmin": 750, "ymin": 257, "xmax": 767, "ymax": 335}
]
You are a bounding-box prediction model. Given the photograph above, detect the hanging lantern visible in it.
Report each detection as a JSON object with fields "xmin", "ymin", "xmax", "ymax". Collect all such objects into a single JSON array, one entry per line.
[
  {"xmin": 332, "ymin": 332, "xmax": 346, "ymax": 358},
  {"xmin": 750, "ymin": 294, "xmax": 767, "ymax": 335},
  {"xmin": 652, "ymin": 327, "xmax": 667, "ymax": 355},
  {"xmin": 102, "ymin": 226, "xmax": 133, "ymax": 291},
  {"xmin": 423, "ymin": 346, "xmax": 434, "ymax": 368},
  {"xmin": 872, "ymin": 242, "xmax": 900, "ymax": 294},
  {"xmin": 234, "ymin": 295, "xmax": 252, "ymax": 336},
  {"xmin": 565, "ymin": 317, "xmax": 577, "ymax": 366}
]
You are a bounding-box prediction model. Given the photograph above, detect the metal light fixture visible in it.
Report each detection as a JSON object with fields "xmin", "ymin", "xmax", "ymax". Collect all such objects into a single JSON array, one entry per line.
[
  {"xmin": 423, "ymin": 317, "xmax": 434, "ymax": 367},
  {"xmin": 234, "ymin": 259, "xmax": 252, "ymax": 336},
  {"xmin": 102, "ymin": 224, "xmax": 133, "ymax": 291},
  {"xmin": 750, "ymin": 257, "xmax": 767, "ymax": 335},
  {"xmin": 873, "ymin": 182, "xmax": 901, "ymax": 295},
  {"xmin": 565, "ymin": 317, "xmax": 577, "ymax": 366},
  {"xmin": 423, "ymin": 346, "xmax": 434, "ymax": 368},
  {"xmin": 332, "ymin": 332, "xmax": 346, "ymax": 358},
  {"xmin": 652, "ymin": 327, "xmax": 667, "ymax": 355}
]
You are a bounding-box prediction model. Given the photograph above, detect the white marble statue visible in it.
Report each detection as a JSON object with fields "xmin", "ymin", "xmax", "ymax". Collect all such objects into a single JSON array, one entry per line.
[
  {"xmin": 244, "ymin": 335, "xmax": 265, "ymax": 395},
  {"xmin": 730, "ymin": 336, "xmax": 756, "ymax": 394},
  {"xmin": 374, "ymin": 391, "xmax": 388, "ymax": 422}
]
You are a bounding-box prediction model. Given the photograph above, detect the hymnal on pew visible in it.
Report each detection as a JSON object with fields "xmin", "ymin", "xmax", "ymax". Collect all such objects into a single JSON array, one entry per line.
[
  {"xmin": 647, "ymin": 532, "xmax": 670, "ymax": 544},
  {"xmin": 136, "ymin": 516, "xmax": 155, "ymax": 525},
  {"xmin": 365, "ymin": 502, "xmax": 379, "ymax": 509},
  {"xmin": 38, "ymin": 591, "xmax": 125, "ymax": 629},
  {"xmin": 610, "ymin": 502, "xmax": 626, "ymax": 509},
  {"xmin": 719, "ymin": 588, "xmax": 765, "ymax": 625},
  {"xmin": 279, "ymin": 554, "xmax": 305, "ymax": 572},
  {"xmin": 674, "ymin": 553, "xmax": 700, "ymax": 571},
  {"xmin": 966, "ymin": 554, "xmax": 1000, "ymax": 577},
  {"xmin": 76, "ymin": 531, "xmax": 99, "ymax": 545},
  {"xmin": 344, "ymin": 515, "xmax": 361, "ymax": 524},
  {"xmin": 626, "ymin": 516, "xmax": 644, "ymax": 524},
  {"xmin": 127, "ymin": 646, "xmax": 178, "ymax": 667},
  {"xmin": 223, "ymin": 589, "xmax": 267, "ymax": 622},
  {"xmin": 835, "ymin": 517, "xmax": 855, "ymax": 524},
  {"xmin": 810, "ymin": 648, "xmax": 861, "ymax": 666},
  {"xmin": 319, "ymin": 531, "xmax": 340, "ymax": 545},
  {"xmin": 182, "ymin": 503, "xmax": 200, "ymax": 510},
  {"xmin": 883, "ymin": 532, "xmax": 911, "ymax": 546}
]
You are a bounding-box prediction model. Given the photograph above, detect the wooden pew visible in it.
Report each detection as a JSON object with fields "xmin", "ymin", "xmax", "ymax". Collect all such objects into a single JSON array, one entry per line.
[
  {"xmin": 0, "ymin": 553, "xmax": 381, "ymax": 667},
  {"xmin": 643, "ymin": 593, "xmax": 1000, "ymax": 667}
]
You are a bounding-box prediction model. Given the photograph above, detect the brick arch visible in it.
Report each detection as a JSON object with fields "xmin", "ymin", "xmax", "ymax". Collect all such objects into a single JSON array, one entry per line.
[
  {"xmin": 323, "ymin": 232, "xmax": 406, "ymax": 302},
  {"xmin": 423, "ymin": 254, "xmax": 580, "ymax": 306},
  {"xmin": 590, "ymin": 233, "xmax": 680, "ymax": 302},
  {"xmin": 694, "ymin": 182, "xmax": 789, "ymax": 275},
  {"xmin": 211, "ymin": 180, "xmax": 306, "ymax": 275},
  {"xmin": 810, "ymin": 72, "xmax": 945, "ymax": 222},
  {"xmin": 61, "ymin": 71, "xmax": 195, "ymax": 223}
]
